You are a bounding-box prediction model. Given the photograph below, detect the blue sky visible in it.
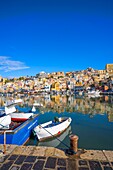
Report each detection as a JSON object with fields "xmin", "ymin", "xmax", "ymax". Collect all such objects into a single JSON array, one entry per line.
[{"xmin": 0, "ymin": 0, "xmax": 113, "ymax": 78}]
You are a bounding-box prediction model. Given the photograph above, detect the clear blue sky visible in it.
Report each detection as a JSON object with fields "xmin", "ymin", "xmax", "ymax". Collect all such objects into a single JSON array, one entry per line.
[{"xmin": 0, "ymin": 0, "xmax": 113, "ymax": 78}]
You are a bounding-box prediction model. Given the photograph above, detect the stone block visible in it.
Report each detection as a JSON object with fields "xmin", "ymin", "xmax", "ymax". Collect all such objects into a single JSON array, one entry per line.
[
  {"xmin": 80, "ymin": 150, "xmax": 107, "ymax": 161},
  {"xmin": 103, "ymin": 150, "xmax": 113, "ymax": 162},
  {"xmin": 33, "ymin": 160, "xmax": 45, "ymax": 170},
  {"xmin": 54, "ymin": 148, "xmax": 68, "ymax": 158},
  {"xmin": 12, "ymin": 146, "xmax": 26, "ymax": 155},
  {"xmin": 15, "ymin": 155, "xmax": 26, "ymax": 165},
  {"xmin": 32, "ymin": 146, "xmax": 47, "ymax": 156},
  {"xmin": 67, "ymin": 158, "xmax": 77, "ymax": 170},
  {"xmin": 45, "ymin": 157, "xmax": 57, "ymax": 169},
  {"xmin": 57, "ymin": 158, "xmax": 66, "ymax": 166},
  {"xmin": 45, "ymin": 147, "xmax": 55, "ymax": 156}
]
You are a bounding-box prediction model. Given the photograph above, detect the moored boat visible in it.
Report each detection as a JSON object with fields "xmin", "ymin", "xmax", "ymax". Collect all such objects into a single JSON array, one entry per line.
[
  {"xmin": 5, "ymin": 98, "xmax": 23, "ymax": 107},
  {"xmin": 0, "ymin": 114, "xmax": 39, "ymax": 145},
  {"xmin": 10, "ymin": 112, "xmax": 33, "ymax": 122},
  {"xmin": 87, "ymin": 89, "xmax": 100, "ymax": 97},
  {"xmin": 33, "ymin": 103, "xmax": 43, "ymax": 107},
  {"xmin": 4, "ymin": 99, "xmax": 34, "ymax": 122},
  {"xmin": 33, "ymin": 117, "xmax": 72, "ymax": 141},
  {"xmin": 38, "ymin": 125, "xmax": 72, "ymax": 147},
  {"xmin": 4, "ymin": 99, "xmax": 23, "ymax": 115}
]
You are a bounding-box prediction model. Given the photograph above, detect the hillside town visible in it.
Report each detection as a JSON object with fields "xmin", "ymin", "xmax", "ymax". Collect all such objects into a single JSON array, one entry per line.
[{"xmin": 0, "ymin": 64, "xmax": 113, "ymax": 95}]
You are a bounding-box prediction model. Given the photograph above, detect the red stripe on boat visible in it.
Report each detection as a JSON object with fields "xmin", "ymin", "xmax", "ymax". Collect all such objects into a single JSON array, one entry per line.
[{"xmin": 11, "ymin": 118, "xmax": 28, "ymax": 122}]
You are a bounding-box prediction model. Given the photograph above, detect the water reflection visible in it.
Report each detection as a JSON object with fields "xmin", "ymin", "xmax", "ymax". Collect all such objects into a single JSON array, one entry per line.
[
  {"xmin": 0, "ymin": 94, "xmax": 113, "ymax": 150},
  {"xmin": 0, "ymin": 95, "xmax": 113, "ymax": 122}
]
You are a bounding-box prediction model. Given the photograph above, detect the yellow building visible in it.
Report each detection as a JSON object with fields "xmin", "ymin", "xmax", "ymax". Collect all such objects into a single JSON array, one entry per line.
[
  {"xmin": 75, "ymin": 81, "xmax": 83, "ymax": 86},
  {"xmin": 56, "ymin": 72, "xmax": 65, "ymax": 77},
  {"xmin": 0, "ymin": 81, "xmax": 3, "ymax": 87},
  {"xmin": 51, "ymin": 82, "xmax": 60, "ymax": 91},
  {"xmin": 50, "ymin": 72, "xmax": 65, "ymax": 78},
  {"xmin": 98, "ymin": 70, "xmax": 106, "ymax": 74},
  {"xmin": 51, "ymin": 95, "xmax": 60, "ymax": 104},
  {"xmin": 65, "ymin": 72, "xmax": 73, "ymax": 77},
  {"xmin": 106, "ymin": 64, "xmax": 113, "ymax": 73}
]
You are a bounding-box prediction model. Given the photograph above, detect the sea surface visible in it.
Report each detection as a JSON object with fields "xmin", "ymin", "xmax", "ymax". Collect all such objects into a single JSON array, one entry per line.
[{"xmin": 0, "ymin": 94, "xmax": 113, "ymax": 150}]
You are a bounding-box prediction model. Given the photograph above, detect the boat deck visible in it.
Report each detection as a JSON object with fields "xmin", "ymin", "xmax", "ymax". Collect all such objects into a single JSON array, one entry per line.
[
  {"xmin": 0, "ymin": 114, "xmax": 38, "ymax": 131},
  {"xmin": 44, "ymin": 121, "xmax": 61, "ymax": 128},
  {"xmin": 0, "ymin": 119, "xmax": 27, "ymax": 131},
  {"xmin": 42, "ymin": 118, "xmax": 67, "ymax": 128}
]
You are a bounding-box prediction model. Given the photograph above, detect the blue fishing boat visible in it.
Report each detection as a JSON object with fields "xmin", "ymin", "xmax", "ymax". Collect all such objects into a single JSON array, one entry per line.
[{"xmin": 0, "ymin": 114, "xmax": 39, "ymax": 145}]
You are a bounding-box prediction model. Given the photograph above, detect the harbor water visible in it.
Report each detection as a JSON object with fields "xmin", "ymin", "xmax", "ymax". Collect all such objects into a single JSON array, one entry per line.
[{"xmin": 0, "ymin": 94, "xmax": 113, "ymax": 150}]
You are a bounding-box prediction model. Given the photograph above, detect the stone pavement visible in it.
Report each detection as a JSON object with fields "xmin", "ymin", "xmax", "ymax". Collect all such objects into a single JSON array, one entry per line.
[{"xmin": 0, "ymin": 145, "xmax": 113, "ymax": 170}]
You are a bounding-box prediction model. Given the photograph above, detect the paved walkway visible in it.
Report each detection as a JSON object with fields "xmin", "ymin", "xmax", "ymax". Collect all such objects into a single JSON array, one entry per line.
[{"xmin": 0, "ymin": 145, "xmax": 113, "ymax": 170}]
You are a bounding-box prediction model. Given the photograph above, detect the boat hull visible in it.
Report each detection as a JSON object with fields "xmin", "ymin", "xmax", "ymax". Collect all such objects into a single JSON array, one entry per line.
[
  {"xmin": 34, "ymin": 117, "xmax": 72, "ymax": 141},
  {"xmin": 38, "ymin": 126, "xmax": 72, "ymax": 147},
  {"xmin": 0, "ymin": 115, "xmax": 39, "ymax": 145},
  {"xmin": 10, "ymin": 113, "xmax": 33, "ymax": 122}
]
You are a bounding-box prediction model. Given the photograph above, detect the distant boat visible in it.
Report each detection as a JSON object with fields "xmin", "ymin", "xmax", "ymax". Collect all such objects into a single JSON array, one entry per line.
[
  {"xmin": 33, "ymin": 117, "xmax": 72, "ymax": 141},
  {"xmin": 32, "ymin": 106, "xmax": 36, "ymax": 112},
  {"xmin": 33, "ymin": 103, "xmax": 43, "ymax": 107},
  {"xmin": 4, "ymin": 98, "xmax": 34, "ymax": 122},
  {"xmin": 10, "ymin": 112, "xmax": 34, "ymax": 122},
  {"xmin": 87, "ymin": 89, "xmax": 100, "ymax": 98},
  {"xmin": 0, "ymin": 99, "xmax": 27, "ymax": 129},
  {"xmin": 5, "ymin": 99, "xmax": 23, "ymax": 107},
  {"xmin": 5, "ymin": 99, "xmax": 23, "ymax": 114}
]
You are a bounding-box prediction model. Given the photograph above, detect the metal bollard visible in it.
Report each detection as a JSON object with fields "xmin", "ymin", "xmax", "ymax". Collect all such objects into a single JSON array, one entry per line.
[{"xmin": 69, "ymin": 134, "xmax": 79, "ymax": 153}]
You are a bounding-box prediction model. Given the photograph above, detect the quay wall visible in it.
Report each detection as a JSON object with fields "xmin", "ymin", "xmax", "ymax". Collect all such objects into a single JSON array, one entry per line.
[
  {"xmin": 0, "ymin": 144, "xmax": 113, "ymax": 162},
  {"xmin": 0, "ymin": 145, "xmax": 113, "ymax": 170}
]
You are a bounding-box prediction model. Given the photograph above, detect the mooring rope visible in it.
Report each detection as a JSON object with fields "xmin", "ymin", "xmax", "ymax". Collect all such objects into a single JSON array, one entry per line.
[{"xmin": 38, "ymin": 124, "xmax": 76, "ymax": 154}]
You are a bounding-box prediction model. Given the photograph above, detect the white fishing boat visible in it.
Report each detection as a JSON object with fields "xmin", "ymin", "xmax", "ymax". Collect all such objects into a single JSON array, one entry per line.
[
  {"xmin": 87, "ymin": 89, "xmax": 100, "ymax": 97},
  {"xmin": 38, "ymin": 126, "xmax": 72, "ymax": 147},
  {"xmin": 32, "ymin": 106, "xmax": 36, "ymax": 112},
  {"xmin": 33, "ymin": 117, "xmax": 72, "ymax": 141},
  {"xmin": 0, "ymin": 114, "xmax": 11, "ymax": 129},
  {"xmin": 33, "ymin": 103, "xmax": 43, "ymax": 107},
  {"xmin": 5, "ymin": 99, "xmax": 23, "ymax": 114},
  {"xmin": 10, "ymin": 112, "xmax": 33, "ymax": 122},
  {"xmin": 4, "ymin": 99, "xmax": 34, "ymax": 122}
]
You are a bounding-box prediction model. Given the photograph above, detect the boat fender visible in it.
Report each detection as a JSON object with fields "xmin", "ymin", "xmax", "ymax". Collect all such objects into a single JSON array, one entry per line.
[{"xmin": 58, "ymin": 131, "xmax": 61, "ymax": 135}]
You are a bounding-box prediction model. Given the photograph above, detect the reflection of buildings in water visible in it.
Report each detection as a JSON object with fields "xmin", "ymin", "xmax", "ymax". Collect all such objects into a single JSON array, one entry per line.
[
  {"xmin": 75, "ymin": 104, "xmax": 79, "ymax": 111},
  {"xmin": 51, "ymin": 95, "xmax": 60, "ymax": 104},
  {"xmin": 108, "ymin": 114, "xmax": 113, "ymax": 122},
  {"xmin": 105, "ymin": 96, "xmax": 109, "ymax": 102},
  {"xmin": 0, "ymin": 95, "xmax": 113, "ymax": 122},
  {"xmin": 67, "ymin": 96, "xmax": 74, "ymax": 105},
  {"xmin": 0, "ymin": 98, "xmax": 4, "ymax": 107},
  {"xmin": 61, "ymin": 96, "xmax": 67, "ymax": 105},
  {"xmin": 44, "ymin": 94, "xmax": 51, "ymax": 102}
]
